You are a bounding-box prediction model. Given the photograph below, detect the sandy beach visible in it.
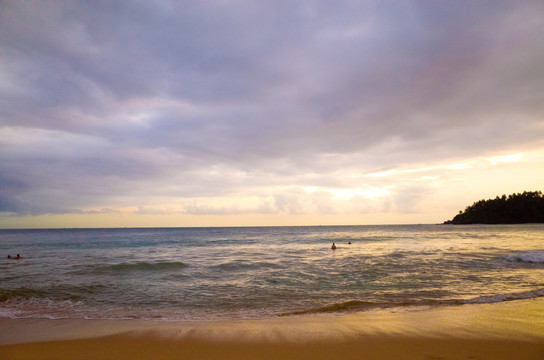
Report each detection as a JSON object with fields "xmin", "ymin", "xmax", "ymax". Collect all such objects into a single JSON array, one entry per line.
[{"xmin": 1, "ymin": 298, "xmax": 543, "ymax": 360}]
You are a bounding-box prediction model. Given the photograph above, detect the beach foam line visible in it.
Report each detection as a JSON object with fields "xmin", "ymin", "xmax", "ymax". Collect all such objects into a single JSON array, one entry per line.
[
  {"xmin": 281, "ymin": 287, "xmax": 544, "ymax": 316},
  {"xmin": 2, "ymin": 298, "xmax": 544, "ymax": 346},
  {"xmin": 465, "ymin": 288, "xmax": 544, "ymax": 304}
]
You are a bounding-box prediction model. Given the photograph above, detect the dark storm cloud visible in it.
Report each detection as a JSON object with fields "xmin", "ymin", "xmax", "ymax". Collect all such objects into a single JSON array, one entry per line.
[{"xmin": 1, "ymin": 0, "xmax": 544, "ymax": 216}]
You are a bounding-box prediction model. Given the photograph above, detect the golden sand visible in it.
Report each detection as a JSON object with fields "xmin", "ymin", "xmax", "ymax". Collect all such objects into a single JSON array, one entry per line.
[{"xmin": 1, "ymin": 299, "xmax": 543, "ymax": 360}]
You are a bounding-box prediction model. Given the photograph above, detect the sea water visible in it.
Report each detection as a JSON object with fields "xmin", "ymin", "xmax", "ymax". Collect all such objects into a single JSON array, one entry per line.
[{"xmin": 1, "ymin": 225, "xmax": 543, "ymax": 321}]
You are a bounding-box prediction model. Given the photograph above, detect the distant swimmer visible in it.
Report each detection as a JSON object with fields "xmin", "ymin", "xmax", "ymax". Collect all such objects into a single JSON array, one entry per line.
[
  {"xmin": 15, "ymin": 254, "xmax": 22, "ymax": 259},
  {"xmin": 331, "ymin": 243, "xmax": 336, "ymax": 250},
  {"xmin": 7, "ymin": 255, "xmax": 11, "ymax": 259},
  {"xmin": 348, "ymin": 242, "xmax": 352, "ymax": 245}
]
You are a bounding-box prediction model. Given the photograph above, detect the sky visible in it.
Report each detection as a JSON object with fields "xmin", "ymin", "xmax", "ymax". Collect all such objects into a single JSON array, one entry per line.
[{"xmin": 1, "ymin": 0, "xmax": 544, "ymax": 228}]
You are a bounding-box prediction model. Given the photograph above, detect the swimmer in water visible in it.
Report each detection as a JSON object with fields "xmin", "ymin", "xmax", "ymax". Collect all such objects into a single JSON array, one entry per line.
[{"xmin": 331, "ymin": 243, "xmax": 336, "ymax": 250}]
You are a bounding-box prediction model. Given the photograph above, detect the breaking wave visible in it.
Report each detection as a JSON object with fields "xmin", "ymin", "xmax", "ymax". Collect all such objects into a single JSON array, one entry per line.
[
  {"xmin": 506, "ymin": 250, "xmax": 544, "ymax": 263},
  {"xmin": 0, "ymin": 284, "xmax": 106, "ymax": 302},
  {"xmin": 282, "ymin": 288, "xmax": 544, "ymax": 316},
  {"xmin": 464, "ymin": 288, "xmax": 544, "ymax": 304}
]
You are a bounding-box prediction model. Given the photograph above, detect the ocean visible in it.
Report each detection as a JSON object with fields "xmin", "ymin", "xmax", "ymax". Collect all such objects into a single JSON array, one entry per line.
[{"xmin": 1, "ymin": 224, "xmax": 543, "ymax": 321}]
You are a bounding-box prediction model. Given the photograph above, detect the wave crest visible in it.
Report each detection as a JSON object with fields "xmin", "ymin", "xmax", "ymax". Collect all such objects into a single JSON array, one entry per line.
[
  {"xmin": 465, "ymin": 288, "xmax": 544, "ymax": 304},
  {"xmin": 108, "ymin": 261, "xmax": 188, "ymax": 272},
  {"xmin": 77, "ymin": 261, "xmax": 189, "ymax": 275},
  {"xmin": 0, "ymin": 284, "xmax": 106, "ymax": 302},
  {"xmin": 0, "ymin": 288, "xmax": 48, "ymax": 302},
  {"xmin": 283, "ymin": 300, "xmax": 378, "ymax": 316},
  {"xmin": 282, "ymin": 288, "xmax": 544, "ymax": 316},
  {"xmin": 507, "ymin": 250, "xmax": 544, "ymax": 263},
  {"xmin": 214, "ymin": 261, "xmax": 282, "ymax": 272}
]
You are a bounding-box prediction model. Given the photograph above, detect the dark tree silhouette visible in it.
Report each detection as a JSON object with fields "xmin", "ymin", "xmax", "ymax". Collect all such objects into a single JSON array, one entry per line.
[{"xmin": 444, "ymin": 191, "xmax": 544, "ymax": 224}]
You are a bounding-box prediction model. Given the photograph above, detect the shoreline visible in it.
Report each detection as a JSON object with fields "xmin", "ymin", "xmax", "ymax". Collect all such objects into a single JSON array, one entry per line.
[{"xmin": 1, "ymin": 299, "xmax": 543, "ymax": 359}]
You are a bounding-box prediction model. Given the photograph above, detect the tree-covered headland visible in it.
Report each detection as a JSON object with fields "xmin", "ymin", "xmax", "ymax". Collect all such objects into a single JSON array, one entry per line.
[{"xmin": 444, "ymin": 191, "xmax": 544, "ymax": 224}]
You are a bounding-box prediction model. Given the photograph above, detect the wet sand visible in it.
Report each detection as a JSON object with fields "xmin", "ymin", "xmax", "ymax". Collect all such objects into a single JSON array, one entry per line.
[{"xmin": 1, "ymin": 299, "xmax": 543, "ymax": 360}]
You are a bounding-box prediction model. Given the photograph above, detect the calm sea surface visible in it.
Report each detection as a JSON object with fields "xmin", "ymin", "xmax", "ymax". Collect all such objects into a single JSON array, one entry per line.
[{"xmin": 1, "ymin": 225, "xmax": 543, "ymax": 321}]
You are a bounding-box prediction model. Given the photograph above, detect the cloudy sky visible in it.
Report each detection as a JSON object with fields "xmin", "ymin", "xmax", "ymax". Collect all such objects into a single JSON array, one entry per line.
[{"xmin": 1, "ymin": 1, "xmax": 543, "ymax": 228}]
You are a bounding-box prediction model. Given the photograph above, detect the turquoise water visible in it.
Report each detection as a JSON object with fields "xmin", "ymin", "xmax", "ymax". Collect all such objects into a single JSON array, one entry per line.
[{"xmin": 1, "ymin": 225, "xmax": 543, "ymax": 320}]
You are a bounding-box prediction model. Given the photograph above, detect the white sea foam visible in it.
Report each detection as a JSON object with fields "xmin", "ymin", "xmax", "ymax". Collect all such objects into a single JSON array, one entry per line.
[
  {"xmin": 0, "ymin": 297, "xmax": 87, "ymax": 319},
  {"xmin": 0, "ymin": 308, "xmax": 20, "ymax": 319},
  {"xmin": 465, "ymin": 288, "xmax": 544, "ymax": 304}
]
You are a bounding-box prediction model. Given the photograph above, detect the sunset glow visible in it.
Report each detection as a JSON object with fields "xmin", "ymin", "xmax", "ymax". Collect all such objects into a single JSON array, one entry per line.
[{"xmin": 1, "ymin": 1, "xmax": 543, "ymax": 228}]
